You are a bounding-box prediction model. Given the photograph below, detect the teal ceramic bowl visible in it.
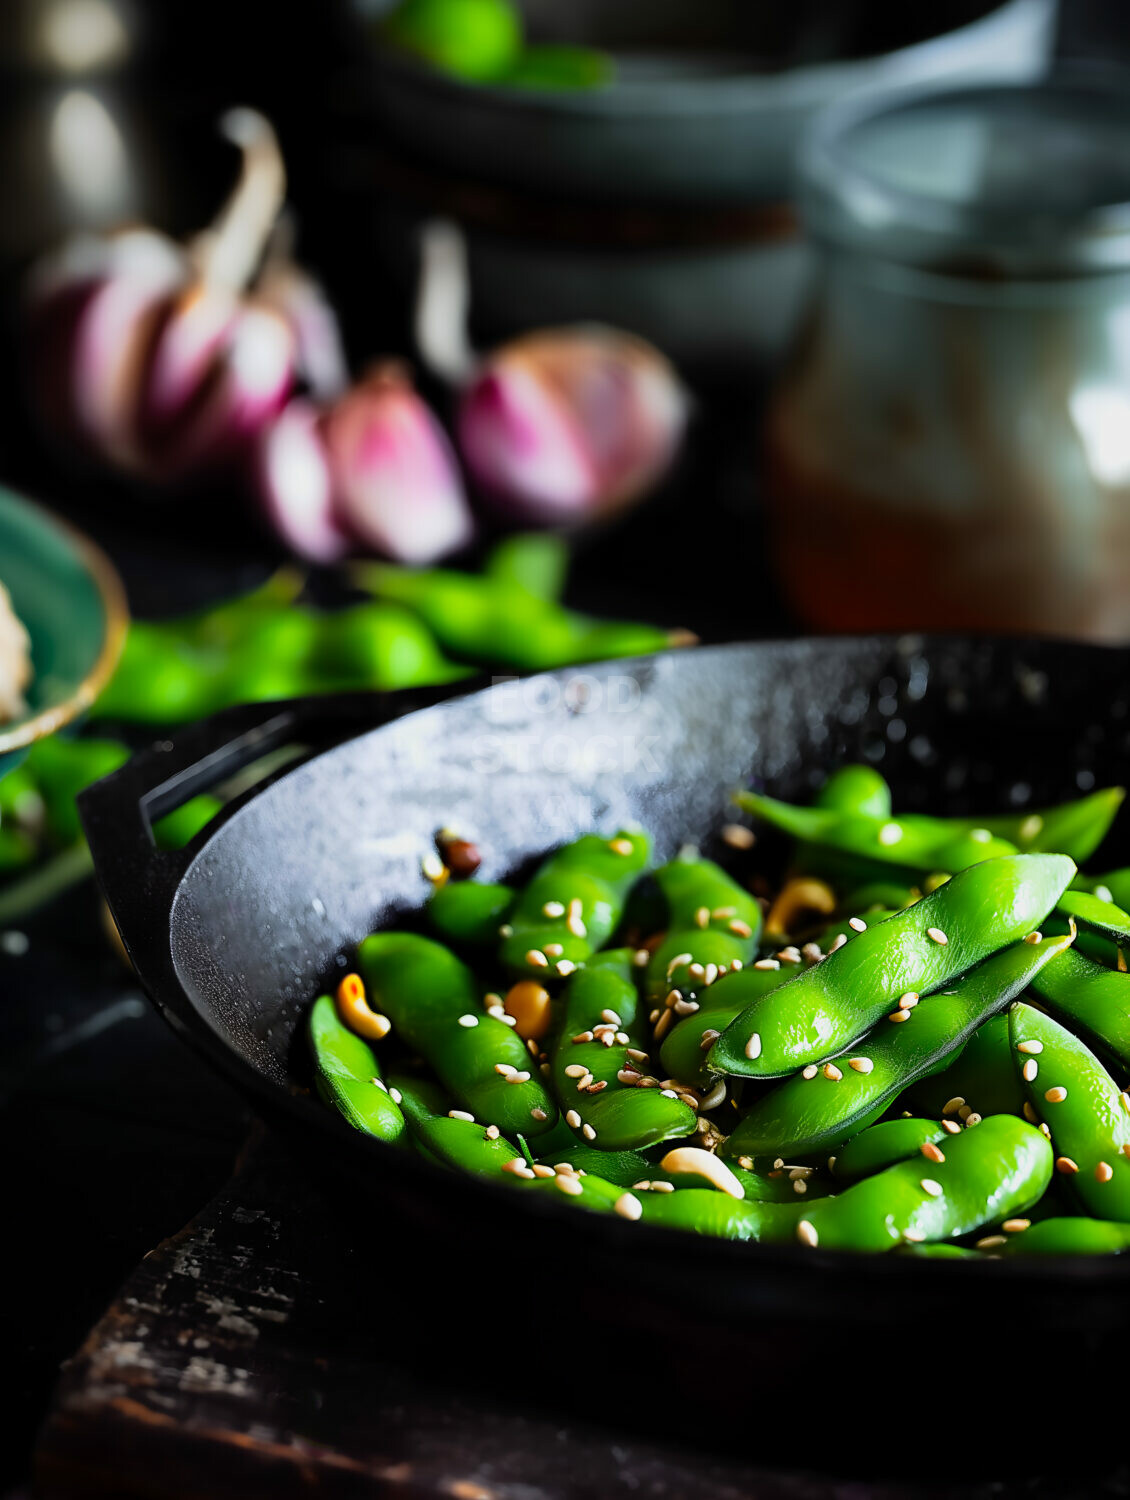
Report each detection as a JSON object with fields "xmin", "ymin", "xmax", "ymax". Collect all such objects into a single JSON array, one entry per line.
[{"xmin": 0, "ymin": 487, "xmax": 128, "ymax": 772}]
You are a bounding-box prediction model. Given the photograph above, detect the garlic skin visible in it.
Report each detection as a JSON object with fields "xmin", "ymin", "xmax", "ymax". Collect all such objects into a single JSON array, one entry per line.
[
  {"xmin": 0, "ymin": 581, "xmax": 32, "ymax": 724},
  {"xmin": 324, "ymin": 365, "xmax": 474, "ymax": 565},
  {"xmin": 457, "ymin": 327, "xmax": 687, "ymax": 523},
  {"xmin": 255, "ymin": 397, "xmax": 349, "ymax": 565}
]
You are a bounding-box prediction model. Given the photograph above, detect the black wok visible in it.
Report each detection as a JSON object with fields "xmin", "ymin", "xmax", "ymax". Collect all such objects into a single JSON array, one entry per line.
[{"xmin": 79, "ymin": 638, "xmax": 1130, "ymax": 1475}]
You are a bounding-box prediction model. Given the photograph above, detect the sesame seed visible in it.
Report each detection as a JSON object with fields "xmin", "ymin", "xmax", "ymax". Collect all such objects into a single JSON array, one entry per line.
[
  {"xmin": 899, "ymin": 992, "xmax": 920, "ymax": 1010},
  {"xmin": 542, "ymin": 900, "xmax": 565, "ymax": 918},
  {"xmin": 941, "ymin": 1119, "xmax": 961, "ymax": 1134},
  {"xmin": 722, "ymin": 823, "xmax": 756, "ymax": 849},
  {"xmin": 802, "ymin": 943, "xmax": 823, "ymax": 963},
  {"xmin": 1019, "ymin": 814, "xmax": 1043, "ymax": 841},
  {"xmin": 776, "ymin": 945, "xmax": 802, "ymax": 964},
  {"xmin": 667, "ymin": 952, "xmax": 693, "ymax": 975},
  {"xmin": 674, "ymin": 999, "xmax": 700, "ymax": 1016},
  {"xmin": 1022, "ymin": 1102, "xmax": 1038, "ymax": 1123},
  {"xmin": 556, "ymin": 1173, "xmax": 583, "ymax": 1196},
  {"xmin": 703, "ymin": 964, "xmax": 718, "ymax": 986},
  {"xmin": 507, "ymin": 1071, "xmax": 531, "ymax": 1084},
  {"xmin": 652, "ymin": 1181, "xmax": 675, "ymax": 1193},
  {"xmin": 700, "ymin": 1080, "xmax": 727, "ymax": 1111},
  {"xmin": 970, "ymin": 828, "xmax": 992, "ymax": 844},
  {"xmin": 531, "ymin": 1164, "xmax": 555, "ymax": 1178},
  {"xmin": 878, "ymin": 822, "xmax": 903, "ymax": 846},
  {"xmin": 1045, "ymin": 1086, "xmax": 1068, "ymax": 1103},
  {"xmin": 976, "ymin": 1235, "xmax": 1007, "ymax": 1250},
  {"xmin": 964, "ymin": 1113, "xmax": 982, "ymax": 1128},
  {"xmin": 1023, "ymin": 932, "xmax": 1042, "ymax": 945},
  {"xmin": 582, "ymin": 1123, "xmax": 597, "ymax": 1141},
  {"xmin": 664, "ymin": 989, "xmax": 682, "ymax": 1010},
  {"xmin": 565, "ymin": 1064, "xmax": 587, "ymax": 1078},
  {"xmin": 502, "ymin": 1157, "xmax": 532, "ymax": 1177},
  {"xmin": 494, "ymin": 1063, "xmax": 516, "ymax": 1077},
  {"xmin": 458, "ymin": 1014, "xmax": 479, "ymax": 1028},
  {"xmin": 660, "ymin": 1088, "xmax": 679, "ymax": 1099},
  {"xmin": 688, "ymin": 963, "xmax": 706, "ymax": 981},
  {"xmin": 1096, "ymin": 1161, "xmax": 1114, "ymax": 1183},
  {"xmin": 796, "ymin": 1220, "xmax": 819, "ymax": 1248},
  {"xmin": 802, "ymin": 1065, "xmax": 819, "ymax": 1080},
  {"xmin": 920, "ymin": 1179, "xmax": 943, "ymax": 1197},
  {"xmin": 421, "ymin": 851, "xmax": 446, "ymax": 881},
  {"xmin": 753, "ymin": 958, "xmax": 780, "ymax": 971},
  {"xmin": 1002, "ymin": 1218, "xmax": 1031, "ymax": 1233},
  {"xmin": 888, "ymin": 1011, "xmax": 910, "ymax": 1023},
  {"xmin": 1056, "ymin": 1156, "xmax": 1079, "ymax": 1174},
  {"xmin": 823, "ymin": 1063, "xmax": 843, "ymax": 1081},
  {"xmin": 609, "ymin": 837, "xmax": 634, "ymax": 856},
  {"xmin": 653, "ymin": 1010, "xmax": 674, "ymax": 1042},
  {"xmin": 615, "ymin": 1193, "xmax": 643, "ymax": 1221},
  {"xmin": 902, "ymin": 1230, "xmax": 926, "ymax": 1243},
  {"xmin": 927, "ymin": 927, "xmax": 948, "ymax": 945},
  {"xmin": 530, "ymin": 1106, "xmax": 548, "ymax": 1121},
  {"xmin": 921, "ymin": 1142, "xmax": 945, "ymax": 1163},
  {"xmin": 1038, "ymin": 1123, "xmax": 1051, "ymax": 1139},
  {"xmin": 848, "ymin": 1057, "xmax": 874, "ymax": 1074},
  {"xmin": 448, "ymin": 1109, "xmax": 475, "ymax": 1122},
  {"xmin": 1017, "ymin": 1040, "xmax": 1043, "ymax": 1054},
  {"xmin": 943, "ymin": 1096, "xmax": 965, "ymax": 1116},
  {"xmin": 731, "ymin": 959, "xmax": 744, "ymax": 971},
  {"xmin": 526, "ymin": 949, "xmax": 549, "ymax": 968},
  {"xmin": 617, "ymin": 1068, "xmax": 641, "ymax": 1085},
  {"xmin": 544, "ymin": 943, "xmax": 564, "ymax": 958},
  {"xmin": 730, "ymin": 919, "xmax": 753, "ymax": 939},
  {"xmin": 572, "ymin": 1030, "xmax": 594, "ymax": 1044},
  {"xmin": 576, "ymin": 1073, "xmax": 594, "ymax": 1090},
  {"xmin": 794, "ymin": 1181, "xmax": 807, "ymax": 1195},
  {"xmin": 695, "ymin": 906, "xmax": 711, "ymax": 929},
  {"xmin": 485, "ymin": 1125, "xmax": 500, "ymax": 1139},
  {"xmin": 566, "ymin": 1110, "xmax": 581, "ymax": 1128},
  {"xmin": 1095, "ymin": 884, "xmax": 1114, "ymax": 903},
  {"xmin": 745, "ymin": 1033, "xmax": 762, "ymax": 1060},
  {"xmin": 848, "ymin": 917, "xmax": 867, "ymax": 932},
  {"xmin": 1022, "ymin": 1059, "xmax": 1039, "ymax": 1082},
  {"xmin": 554, "ymin": 1163, "xmax": 574, "ymax": 1175},
  {"xmin": 499, "ymin": 924, "xmax": 513, "ymax": 938},
  {"xmin": 634, "ymin": 949, "xmax": 649, "ymax": 967}
]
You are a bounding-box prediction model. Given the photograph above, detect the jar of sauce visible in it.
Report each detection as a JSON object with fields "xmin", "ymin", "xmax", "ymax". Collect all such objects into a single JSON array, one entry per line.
[{"xmin": 765, "ymin": 74, "xmax": 1130, "ymax": 641}]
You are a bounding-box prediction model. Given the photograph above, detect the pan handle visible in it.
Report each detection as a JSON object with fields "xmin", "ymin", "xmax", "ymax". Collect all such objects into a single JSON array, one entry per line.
[{"xmin": 77, "ymin": 687, "xmax": 462, "ymax": 975}]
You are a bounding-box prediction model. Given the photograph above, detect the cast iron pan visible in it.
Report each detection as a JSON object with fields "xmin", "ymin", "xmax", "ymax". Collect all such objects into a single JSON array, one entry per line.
[{"xmin": 80, "ymin": 639, "xmax": 1130, "ymax": 1473}]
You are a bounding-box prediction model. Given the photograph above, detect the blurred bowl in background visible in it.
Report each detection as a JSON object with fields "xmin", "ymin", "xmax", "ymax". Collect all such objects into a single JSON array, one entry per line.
[
  {"xmin": 327, "ymin": 0, "xmax": 1056, "ymax": 372},
  {"xmin": 0, "ymin": 486, "xmax": 127, "ymax": 766}
]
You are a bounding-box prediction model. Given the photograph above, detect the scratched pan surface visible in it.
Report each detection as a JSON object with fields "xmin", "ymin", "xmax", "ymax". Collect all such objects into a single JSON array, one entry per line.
[{"xmin": 81, "ymin": 638, "xmax": 1130, "ymax": 1472}]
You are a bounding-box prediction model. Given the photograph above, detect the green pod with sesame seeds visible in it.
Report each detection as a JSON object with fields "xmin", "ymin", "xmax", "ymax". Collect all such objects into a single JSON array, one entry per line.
[
  {"xmin": 643, "ymin": 855, "xmax": 761, "ymax": 1002},
  {"xmin": 708, "ymin": 853, "xmax": 1075, "ymax": 1080},
  {"xmin": 724, "ymin": 932, "xmax": 1075, "ymax": 1159},
  {"xmin": 901, "ymin": 1013, "xmax": 1026, "ymax": 1121},
  {"xmin": 500, "ymin": 830, "xmax": 651, "ymax": 978},
  {"xmin": 357, "ymin": 931, "xmax": 558, "ymax": 1136},
  {"xmin": 518, "ymin": 1114, "xmax": 1051, "ymax": 1249},
  {"xmin": 993, "ymin": 1217, "xmax": 1130, "ymax": 1256},
  {"xmin": 551, "ymin": 948, "xmax": 697, "ymax": 1151},
  {"xmin": 1075, "ymin": 868, "xmax": 1130, "ymax": 910},
  {"xmin": 831, "ymin": 1118, "xmax": 957, "ymax": 1186},
  {"xmin": 428, "ymin": 880, "xmax": 516, "ymax": 947},
  {"xmin": 1053, "ymin": 889, "xmax": 1130, "ymax": 945},
  {"xmin": 1027, "ymin": 948, "xmax": 1130, "ymax": 1071},
  {"xmin": 659, "ymin": 958, "xmax": 817, "ymax": 1086},
  {"xmin": 388, "ymin": 1069, "xmax": 524, "ymax": 1178},
  {"xmin": 837, "ymin": 882, "xmax": 922, "ymax": 917},
  {"xmin": 535, "ymin": 1143, "xmax": 655, "ymax": 1188},
  {"xmin": 307, "ymin": 995, "xmax": 407, "ymax": 1144},
  {"xmin": 1008, "ymin": 1000, "xmax": 1130, "ymax": 1220}
]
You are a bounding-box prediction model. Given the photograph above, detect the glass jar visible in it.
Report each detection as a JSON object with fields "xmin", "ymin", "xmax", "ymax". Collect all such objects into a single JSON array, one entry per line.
[{"xmin": 764, "ymin": 72, "xmax": 1130, "ymax": 642}]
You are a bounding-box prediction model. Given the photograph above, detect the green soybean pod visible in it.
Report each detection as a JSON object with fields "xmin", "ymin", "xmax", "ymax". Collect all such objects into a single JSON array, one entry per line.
[
  {"xmin": 389, "ymin": 1070, "xmax": 522, "ymax": 1177},
  {"xmin": 831, "ymin": 1118, "xmax": 952, "ymax": 1186},
  {"xmin": 995, "ymin": 1218, "xmax": 1130, "ymax": 1256},
  {"xmin": 644, "ymin": 855, "xmax": 761, "ymax": 1002},
  {"xmin": 552, "ymin": 949, "xmax": 696, "ymax": 1151},
  {"xmin": 725, "ymin": 933, "xmax": 1073, "ymax": 1159},
  {"xmin": 660, "ymin": 962, "xmax": 804, "ymax": 1086},
  {"xmin": 500, "ymin": 830, "xmax": 651, "ymax": 978},
  {"xmin": 428, "ymin": 881, "xmax": 516, "ymax": 947},
  {"xmin": 709, "ymin": 853, "xmax": 1075, "ymax": 1079},
  {"xmin": 307, "ymin": 995, "xmax": 406, "ymax": 1143},
  {"xmin": 814, "ymin": 765, "xmax": 892, "ymax": 819},
  {"xmin": 1009, "ymin": 1000, "xmax": 1130, "ymax": 1221},
  {"xmin": 358, "ymin": 931, "xmax": 557, "ymax": 1136},
  {"xmin": 901, "ymin": 1014, "xmax": 1025, "ymax": 1121},
  {"xmin": 1054, "ymin": 889, "xmax": 1130, "ymax": 945},
  {"xmin": 1029, "ymin": 948, "xmax": 1130, "ymax": 1071}
]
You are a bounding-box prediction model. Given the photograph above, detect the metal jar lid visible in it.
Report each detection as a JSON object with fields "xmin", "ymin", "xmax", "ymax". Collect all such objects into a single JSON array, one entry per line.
[{"xmin": 799, "ymin": 69, "xmax": 1130, "ymax": 278}]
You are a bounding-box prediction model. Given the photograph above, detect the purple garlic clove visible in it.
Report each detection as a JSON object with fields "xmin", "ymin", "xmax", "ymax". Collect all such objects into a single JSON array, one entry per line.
[
  {"xmin": 325, "ymin": 364, "xmax": 473, "ymax": 564},
  {"xmin": 457, "ymin": 327, "xmax": 687, "ymax": 523},
  {"xmin": 255, "ymin": 397, "xmax": 350, "ymax": 564},
  {"xmin": 257, "ymin": 254, "xmax": 349, "ymax": 403}
]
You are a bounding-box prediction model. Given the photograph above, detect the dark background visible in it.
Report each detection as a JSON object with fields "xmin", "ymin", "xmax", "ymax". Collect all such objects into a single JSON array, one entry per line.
[{"xmin": 2, "ymin": 0, "xmax": 1130, "ymax": 1489}]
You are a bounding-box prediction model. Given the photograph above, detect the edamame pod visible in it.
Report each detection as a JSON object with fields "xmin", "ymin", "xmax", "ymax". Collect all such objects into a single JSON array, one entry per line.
[
  {"xmin": 500, "ymin": 831, "xmax": 650, "ymax": 978},
  {"xmin": 1029, "ymin": 948, "xmax": 1130, "ymax": 1071},
  {"xmin": 709, "ymin": 854, "xmax": 1075, "ymax": 1079},
  {"xmin": 1053, "ymin": 889, "xmax": 1130, "ymax": 945},
  {"xmin": 390, "ymin": 1070, "xmax": 522, "ymax": 1177},
  {"xmin": 831, "ymin": 1119, "xmax": 953, "ymax": 1186},
  {"xmin": 644, "ymin": 855, "xmax": 761, "ymax": 1002},
  {"xmin": 552, "ymin": 949, "xmax": 696, "ymax": 1150},
  {"xmin": 814, "ymin": 765, "xmax": 892, "ymax": 819},
  {"xmin": 902, "ymin": 1014, "xmax": 1025, "ymax": 1120},
  {"xmin": 660, "ymin": 961, "xmax": 804, "ymax": 1085},
  {"xmin": 726, "ymin": 933, "xmax": 1073, "ymax": 1158},
  {"xmin": 995, "ymin": 1217, "xmax": 1130, "ymax": 1255},
  {"xmin": 307, "ymin": 995, "xmax": 406, "ymax": 1143},
  {"xmin": 358, "ymin": 931, "xmax": 558, "ymax": 1135},
  {"xmin": 1009, "ymin": 1001, "xmax": 1130, "ymax": 1221},
  {"xmin": 429, "ymin": 880, "xmax": 515, "ymax": 947}
]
